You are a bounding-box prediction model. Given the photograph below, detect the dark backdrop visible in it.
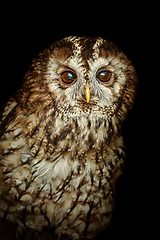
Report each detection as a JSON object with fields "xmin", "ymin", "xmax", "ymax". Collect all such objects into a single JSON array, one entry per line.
[{"xmin": 0, "ymin": 7, "xmax": 153, "ymax": 240}]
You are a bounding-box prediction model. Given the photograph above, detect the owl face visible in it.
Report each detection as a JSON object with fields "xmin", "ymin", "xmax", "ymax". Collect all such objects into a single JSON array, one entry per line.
[{"xmin": 23, "ymin": 36, "xmax": 137, "ymax": 121}]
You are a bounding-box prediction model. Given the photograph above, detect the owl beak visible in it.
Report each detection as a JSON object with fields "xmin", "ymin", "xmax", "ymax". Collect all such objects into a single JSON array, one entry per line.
[{"xmin": 85, "ymin": 85, "xmax": 90, "ymax": 103}]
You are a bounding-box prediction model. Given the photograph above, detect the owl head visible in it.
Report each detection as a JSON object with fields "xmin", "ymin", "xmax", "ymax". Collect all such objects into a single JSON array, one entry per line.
[{"xmin": 21, "ymin": 36, "xmax": 137, "ymax": 122}]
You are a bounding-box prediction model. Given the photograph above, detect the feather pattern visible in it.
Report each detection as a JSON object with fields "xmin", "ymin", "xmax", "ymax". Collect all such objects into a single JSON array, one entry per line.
[{"xmin": 0, "ymin": 36, "xmax": 137, "ymax": 239}]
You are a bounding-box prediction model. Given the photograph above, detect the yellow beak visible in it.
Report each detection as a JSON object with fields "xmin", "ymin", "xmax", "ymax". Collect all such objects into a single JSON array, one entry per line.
[{"xmin": 85, "ymin": 85, "xmax": 90, "ymax": 103}]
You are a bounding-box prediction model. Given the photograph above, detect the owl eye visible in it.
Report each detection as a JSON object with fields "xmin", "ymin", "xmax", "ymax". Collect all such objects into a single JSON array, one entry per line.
[
  {"xmin": 60, "ymin": 70, "xmax": 77, "ymax": 85},
  {"xmin": 96, "ymin": 70, "xmax": 112, "ymax": 83}
]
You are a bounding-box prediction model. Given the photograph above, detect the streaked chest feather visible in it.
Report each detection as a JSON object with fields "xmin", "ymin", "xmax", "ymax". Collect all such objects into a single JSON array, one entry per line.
[{"xmin": 0, "ymin": 110, "xmax": 125, "ymax": 239}]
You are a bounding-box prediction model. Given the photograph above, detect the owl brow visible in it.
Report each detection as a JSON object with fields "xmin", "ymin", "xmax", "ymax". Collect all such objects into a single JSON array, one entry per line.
[
  {"xmin": 92, "ymin": 38, "xmax": 104, "ymax": 60},
  {"xmin": 54, "ymin": 46, "xmax": 74, "ymax": 62},
  {"xmin": 76, "ymin": 38, "xmax": 104, "ymax": 73},
  {"xmin": 71, "ymin": 37, "xmax": 82, "ymax": 57}
]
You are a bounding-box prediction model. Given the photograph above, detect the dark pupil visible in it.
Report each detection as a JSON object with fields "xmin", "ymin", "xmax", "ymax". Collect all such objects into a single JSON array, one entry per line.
[
  {"xmin": 100, "ymin": 71, "xmax": 106, "ymax": 78},
  {"xmin": 61, "ymin": 71, "xmax": 76, "ymax": 84},
  {"xmin": 99, "ymin": 71, "xmax": 110, "ymax": 81},
  {"xmin": 67, "ymin": 72, "xmax": 73, "ymax": 80}
]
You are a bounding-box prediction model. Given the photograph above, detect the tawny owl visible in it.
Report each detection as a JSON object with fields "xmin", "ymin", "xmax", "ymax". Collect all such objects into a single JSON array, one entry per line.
[{"xmin": 0, "ymin": 36, "xmax": 137, "ymax": 240}]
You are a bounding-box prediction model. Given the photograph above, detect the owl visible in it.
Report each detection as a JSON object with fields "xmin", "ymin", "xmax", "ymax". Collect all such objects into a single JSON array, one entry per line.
[{"xmin": 0, "ymin": 36, "xmax": 137, "ymax": 240}]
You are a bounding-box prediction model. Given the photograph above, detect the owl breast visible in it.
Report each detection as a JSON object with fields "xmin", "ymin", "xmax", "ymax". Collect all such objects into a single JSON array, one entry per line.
[{"xmin": 0, "ymin": 103, "xmax": 125, "ymax": 239}]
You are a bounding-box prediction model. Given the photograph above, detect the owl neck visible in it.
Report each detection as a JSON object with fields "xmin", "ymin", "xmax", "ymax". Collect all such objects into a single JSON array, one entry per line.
[{"xmin": 47, "ymin": 111, "xmax": 122, "ymax": 159}]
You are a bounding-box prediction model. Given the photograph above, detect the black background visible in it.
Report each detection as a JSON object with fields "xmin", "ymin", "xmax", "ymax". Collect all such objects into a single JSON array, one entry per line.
[{"xmin": 0, "ymin": 5, "xmax": 155, "ymax": 240}]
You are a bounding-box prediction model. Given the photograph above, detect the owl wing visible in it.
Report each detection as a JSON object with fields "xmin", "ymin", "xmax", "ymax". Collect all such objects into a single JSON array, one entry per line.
[
  {"xmin": 0, "ymin": 96, "xmax": 18, "ymax": 136},
  {"xmin": 0, "ymin": 88, "xmax": 57, "ymax": 171}
]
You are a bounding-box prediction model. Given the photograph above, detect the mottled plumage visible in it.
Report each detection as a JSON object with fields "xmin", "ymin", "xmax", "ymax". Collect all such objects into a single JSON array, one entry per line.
[{"xmin": 0, "ymin": 36, "xmax": 137, "ymax": 239}]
